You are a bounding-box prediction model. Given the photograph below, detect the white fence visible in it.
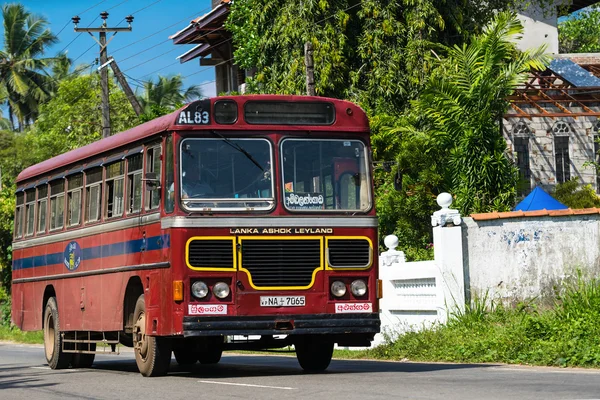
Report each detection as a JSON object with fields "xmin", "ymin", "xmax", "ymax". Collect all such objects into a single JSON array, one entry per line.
[{"xmin": 375, "ymin": 194, "xmax": 465, "ymax": 345}]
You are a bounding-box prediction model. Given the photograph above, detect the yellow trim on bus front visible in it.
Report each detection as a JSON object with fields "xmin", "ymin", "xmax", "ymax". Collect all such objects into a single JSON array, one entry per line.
[
  {"xmin": 324, "ymin": 236, "xmax": 373, "ymax": 270},
  {"xmin": 237, "ymin": 235, "xmax": 324, "ymax": 291},
  {"xmin": 185, "ymin": 236, "xmax": 237, "ymax": 271}
]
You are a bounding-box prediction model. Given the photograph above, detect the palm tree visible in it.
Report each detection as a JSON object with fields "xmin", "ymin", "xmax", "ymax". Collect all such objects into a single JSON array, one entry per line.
[
  {"xmin": 414, "ymin": 11, "xmax": 548, "ymax": 214},
  {"xmin": 0, "ymin": 3, "xmax": 58, "ymax": 129},
  {"xmin": 50, "ymin": 52, "xmax": 89, "ymax": 81},
  {"xmin": 136, "ymin": 75, "xmax": 203, "ymax": 115}
]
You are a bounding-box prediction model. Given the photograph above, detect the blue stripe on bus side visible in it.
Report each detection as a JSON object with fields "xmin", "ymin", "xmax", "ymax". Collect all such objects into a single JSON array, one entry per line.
[{"xmin": 12, "ymin": 234, "xmax": 170, "ymax": 271}]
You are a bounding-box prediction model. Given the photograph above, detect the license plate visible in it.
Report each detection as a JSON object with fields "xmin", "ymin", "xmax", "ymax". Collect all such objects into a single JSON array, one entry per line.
[{"xmin": 260, "ymin": 296, "xmax": 305, "ymax": 307}]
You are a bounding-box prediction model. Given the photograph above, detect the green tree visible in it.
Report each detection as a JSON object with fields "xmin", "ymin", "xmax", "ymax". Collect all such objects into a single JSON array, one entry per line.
[
  {"xmin": 559, "ymin": 5, "xmax": 600, "ymax": 53},
  {"xmin": 0, "ymin": 3, "xmax": 59, "ymax": 129},
  {"xmin": 553, "ymin": 178, "xmax": 600, "ymax": 208},
  {"xmin": 413, "ymin": 11, "xmax": 548, "ymax": 214},
  {"xmin": 50, "ymin": 52, "xmax": 89, "ymax": 81},
  {"xmin": 136, "ymin": 75, "xmax": 202, "ymax": 116},
  {"xmin": 29, "ymin": 73, "xmax": 138, "ymax": 160}
]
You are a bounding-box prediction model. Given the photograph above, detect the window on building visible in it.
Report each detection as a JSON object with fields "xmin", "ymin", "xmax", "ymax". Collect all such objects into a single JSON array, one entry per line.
[
  {"xmin": 555, "ymin": 136, "xmax": 571, "ymax": 184},
  {"xmin": 14, "ymin": 192, "xmax": 24, "ymax": 239},
  {"xmin": 105, "ymin": 161, "xmax": 125, "ymax": 218},
  {"xmin": 25, "ymin": 190, "xmax": 35, "ymax": 237},
  {"xmin": 37, "ymin": 185, "xmax": 48, "ymax": 234},
  {"xmin": 49, "ymin": 180, "xmax": 65, "ymax": 231},
  {"xmin": 512, "ymin": 121, "xmax": 531, "ymax": 195},
  {"xmin": 85, "ymin": 167, "xmax": 103, "ymax": 223},
  {"xmin": 145, "ymin": 144, "xmax": 161, "ymax": 211},
  {"xmin": 67, "ymin": 173, "xmax": 83, "ymax": 227},
  {"xmin": 127, "ymin": 153, "xmax": 143, "ymax": 214}
]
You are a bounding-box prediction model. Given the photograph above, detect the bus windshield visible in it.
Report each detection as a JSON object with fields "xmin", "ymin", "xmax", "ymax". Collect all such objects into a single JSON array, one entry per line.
[
  {"xmin": 281, "ymin": 139, "xmax": 371, "ymax": 212},
  {"xmin": 180, "ymin": 138, "xmax": 273, "ymax": 211}
]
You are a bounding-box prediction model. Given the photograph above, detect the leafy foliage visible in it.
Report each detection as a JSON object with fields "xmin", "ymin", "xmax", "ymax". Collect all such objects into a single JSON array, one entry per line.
[
  {"xmin": 0, "ymin": 3, "xmax": 59, "ymax": 128},
  {"xmin": 136, "ymin": 75, "xmax": 202, "ymax": 116},
  {"xmin": 559, "ymin": 5, "xmax": 600, "ymax": 53},
  {"xmin": 0, "ymin": 285, "xmax": 10, "ymax": 326},
  {"xmin": 412, "ymin": 12, "xmax": 548, "ymax": 214},
  {"xmin": 553, "ymin": 178, "xmax": 600, "ymax": 209}
]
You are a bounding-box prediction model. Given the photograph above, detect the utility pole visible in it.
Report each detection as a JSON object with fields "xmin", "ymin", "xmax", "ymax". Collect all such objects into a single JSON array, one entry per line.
[
  {"xmin": 109, "ymin": 58, "xmax": 143, "ymax": 116},
  {"xmin": 72, "ymin": 12, "xmax": 135, "ymax": 138},
  {"xmin": 304, "ymin": 42, "xmax": 315, "ymax": 96}
]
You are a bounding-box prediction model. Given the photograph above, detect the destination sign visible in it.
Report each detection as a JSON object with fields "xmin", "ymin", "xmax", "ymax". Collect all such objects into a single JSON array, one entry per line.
[
  {"xmin": 229, "ymin": 227, "xmax": 333, "ymax": 235},
  {"xmin": 176, "ymin": 99, "xmax": 211, "ymax": 125}
]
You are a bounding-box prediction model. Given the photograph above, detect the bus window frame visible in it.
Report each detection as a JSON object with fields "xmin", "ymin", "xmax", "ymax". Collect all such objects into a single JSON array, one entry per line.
[
  {"xmin": 127, "ymin": 152, "xmax": 144, "ymax": 215},
  {"xmin": 14, "ymin": 192, "xmax": 24, "ymax": 239},
  {"xmin": 279, "ymin": 137, "xmax": 373, "ymax": 214},
  {"xmin": 24, "ymin": 189, "xmax": 36, "ymax": 237},
  {"xmin": 67, "ymin": 173, "xmax": 83, "ymax": 228},
  {"xmin": 178, "ymin": 136, "xmax": 276, "ymax": 213},
  {"xmin": 36, "ymin": 184, "xmax": 48, "ymax": 235},
  {"xmin": 84, "ymin": 167, "xmax": 103, "ymax": 224},
  {"xmin": 104, "ymin": 160, "xmax": 126, "ymax": 220},
  {"xmin": 144, "ymin": 142, "xmax": 162, "ymax": 212},
  {"xmin": 49, "ymin": 179, "xmax": 66, "ymax": 232}
]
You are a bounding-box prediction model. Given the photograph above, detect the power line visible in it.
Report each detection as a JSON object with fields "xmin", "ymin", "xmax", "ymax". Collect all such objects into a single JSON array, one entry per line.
[{"xmin": 115, "ymin": 0, "xmax": 164, "ymax": 26}]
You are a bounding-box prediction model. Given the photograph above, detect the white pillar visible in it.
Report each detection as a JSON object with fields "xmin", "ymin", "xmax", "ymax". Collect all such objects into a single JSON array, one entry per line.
[{"xmin": 431, "ymin": 193, "xmax": 464, "ymax": 323}]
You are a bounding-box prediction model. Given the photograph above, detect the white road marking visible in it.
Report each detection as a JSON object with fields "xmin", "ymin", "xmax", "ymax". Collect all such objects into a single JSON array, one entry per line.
[
  {"xmin": 198, "ymin": 380, "xmax": 296, "ymax": 390},
  {"xmin": 30, "ymin": 366, "xmax": 80, "ymax": 372}
]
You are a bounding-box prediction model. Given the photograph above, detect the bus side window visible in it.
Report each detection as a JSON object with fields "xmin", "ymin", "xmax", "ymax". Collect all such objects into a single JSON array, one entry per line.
[
  {"xmin": 24, "ymin": 189, "xmax": 35, "ymax": 237},
  {"xmin": 49, "ymin": 179, "xmax": 65, "ymax": 231},
  {"xmin": 37, "ymin": 184, "xmax": 48, "ymax": 234},
  {"xmin": 105, "ymin": 161, "xmax": 125, "ymax": 219},
  {"xmin": 164, "ymin": 135, "xmax": 174, "ymax": 213},
  {"xmin": 127, "ymin": 153, "xmax": 143, "ymax": 214},
  {"xmin": 85, "ymin": 167, "xmax": 102, "ymax": 223},
  {"xmin": 14, "ymin": 192, "xmax": 24, "ymax": 239},
  {"xmin": 145, "ymin": 144, "xmax": 161, "ymax": 211},
  {"xmin": 67, "ymin": 173, "xmax": 83, "ymax": 227}
]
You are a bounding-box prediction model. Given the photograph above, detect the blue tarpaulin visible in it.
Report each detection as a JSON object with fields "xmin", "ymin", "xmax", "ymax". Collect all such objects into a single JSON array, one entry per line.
[{"xmin": 514, "ymin": 186, "xmax": 568, "ymax": 211}]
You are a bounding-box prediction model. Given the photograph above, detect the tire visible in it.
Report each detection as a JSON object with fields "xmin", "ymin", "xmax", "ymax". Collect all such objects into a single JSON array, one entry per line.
[
  {"xmin": 295, "ymin": 335, "xmax": 334, "ymax": 372},
  {"xmin": 132, "ymin": 294, "xmax": 172, "ymax": 377},
  {"xmin": 43, "ymin": 297, "xmax": 72, "ymax": 369},
  {"xmin": 174, "ymin": 349, "xmax": 198, "ymax": 366},
  {"xmin": 71, "ymin": 343, "xmax": 96, "ymax": 369},
  {"xmin": 197, "ymin": 348, "xmax": 222, "ymax": 365}
]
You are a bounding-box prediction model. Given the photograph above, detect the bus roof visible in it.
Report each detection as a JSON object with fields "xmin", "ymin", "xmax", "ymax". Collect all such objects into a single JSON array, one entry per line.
[{"xmin": 16, "ymin": 95, "xmax": 368, "ymax": 185}]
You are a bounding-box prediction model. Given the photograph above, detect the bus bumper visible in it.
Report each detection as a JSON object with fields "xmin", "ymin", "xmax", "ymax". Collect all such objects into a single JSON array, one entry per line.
[{"xmin": 182, "ymin": 313, "xmax": 380, "ymax": 338}]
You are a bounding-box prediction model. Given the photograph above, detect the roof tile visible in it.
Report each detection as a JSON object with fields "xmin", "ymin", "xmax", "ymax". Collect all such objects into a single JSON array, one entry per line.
[{"xmin": 471, "ymin": 212, "xmax": 500, "ymax": 221}]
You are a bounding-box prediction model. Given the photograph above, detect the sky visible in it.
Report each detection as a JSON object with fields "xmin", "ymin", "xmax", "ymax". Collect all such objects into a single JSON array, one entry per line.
[{"xmin": 4, "ymin": 0, "xmax": 218, "ymax": 98}]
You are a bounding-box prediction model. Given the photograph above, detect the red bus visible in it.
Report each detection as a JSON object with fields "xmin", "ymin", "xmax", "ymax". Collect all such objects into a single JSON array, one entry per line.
[{"xmin": 11, "ymin": 95, "xmax": 380, "ymax": 376}]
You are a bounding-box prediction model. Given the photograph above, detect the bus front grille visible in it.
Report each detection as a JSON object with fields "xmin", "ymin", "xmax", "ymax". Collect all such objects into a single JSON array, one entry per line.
[
  {"xmin": 327, "ymin": 239, "xmax": 371, "ymax": 268},
  {"xmin": 240, "ymin": 239, "xmax": 321, "ymax": 288},
  {"xmin": 188, "ymin": 239, "xmax": 235, "ymax": 269}
]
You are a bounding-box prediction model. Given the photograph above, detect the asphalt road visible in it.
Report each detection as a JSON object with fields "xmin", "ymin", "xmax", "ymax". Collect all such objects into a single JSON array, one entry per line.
[{"xmin": 1, "ymin": 343, "xmax": 600, "ymax": 400}]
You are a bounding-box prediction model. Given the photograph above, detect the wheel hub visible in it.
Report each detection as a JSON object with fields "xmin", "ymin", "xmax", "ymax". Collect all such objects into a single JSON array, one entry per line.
[{"xmin": 133, "ymin": 312, "xmax": 148, "ymax": 359}]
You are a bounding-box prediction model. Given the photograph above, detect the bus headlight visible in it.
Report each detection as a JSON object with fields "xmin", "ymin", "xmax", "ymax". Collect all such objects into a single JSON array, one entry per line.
[
  {"xmin": 213, "ymin": 282, "xmax": 230, "ymax": 299},
  {"xmin": 191, "ymin": 281, "xmax": 209, "ymax": 299},
  {"xmin": 351, "ymin": 280, "xmax": 367, "ymax": 297},
  {"xmin": 331, "ymin": 281, "xmax": 347, "ymax": 297}
]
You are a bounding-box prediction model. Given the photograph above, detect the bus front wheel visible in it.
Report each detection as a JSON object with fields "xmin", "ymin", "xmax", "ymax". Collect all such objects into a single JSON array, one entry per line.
[
  {"xmin": 43, "ymin": 297, "xmax": 72, "ymax": 369},
  {"xmin": 294, "ymin": 335, "xmax": 334, "ymax": 372},
  {"xmin": 132, "ymin": 294, "xmax": 172, "ymax": 377}
]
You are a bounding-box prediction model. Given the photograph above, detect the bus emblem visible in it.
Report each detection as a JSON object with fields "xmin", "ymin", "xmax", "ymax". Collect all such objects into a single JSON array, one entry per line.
[{"xmin": 63, "ymin": 241, "xmax": 82, "ymax": 271}]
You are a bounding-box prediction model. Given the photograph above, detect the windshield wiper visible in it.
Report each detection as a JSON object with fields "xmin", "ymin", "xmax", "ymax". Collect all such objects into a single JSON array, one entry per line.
[{"xmin": 211, "ymin": 131, "xmax": 264, "ymax": 171}]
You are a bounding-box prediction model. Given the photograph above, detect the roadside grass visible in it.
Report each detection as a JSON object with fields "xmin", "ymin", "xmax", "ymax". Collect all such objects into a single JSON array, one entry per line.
[
  {"xmin": 364, "ymin": 274, "xmax": 600, "ymax": 368},
  {"xmin": 0, "ymin": 326, "xmax": 43, "ymax": 344}
]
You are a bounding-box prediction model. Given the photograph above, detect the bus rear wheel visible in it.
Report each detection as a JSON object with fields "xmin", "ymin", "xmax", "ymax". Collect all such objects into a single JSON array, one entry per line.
[
  {"xmin": 174, "ymin": 349, "xmax": 197, "ymax": 366},
  {"xmin": 197, "ymin": 348, "xmax": 222, "ymax": 364},
  {"xmin": 43, "ymin": 297, "xmax": 72, "ymax": 369},
  {"xmin": 295, "ymin": 335, "xmax": 334, "ymax": 372},
  {"xmin": 132, "ymin": 294, "xmax": 172, "ymax": 377}
]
